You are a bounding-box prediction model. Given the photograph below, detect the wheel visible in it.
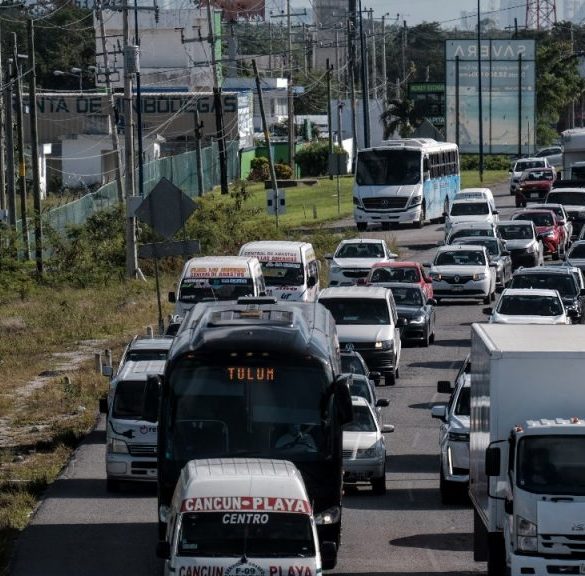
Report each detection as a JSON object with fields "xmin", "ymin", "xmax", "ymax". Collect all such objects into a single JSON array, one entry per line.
[
  {"xmin": 356, "ymin": 222, "xmax": 367, "ymax": 232},
  {"xmin": 106, "ymin": 478, "xmax": 121, "ymax": 493},
  {"xmin": 510, "ymin": 188, "xmax": 515, "ymax": 195},
  {"xmin": 483, "ymin": 294, "xmax": 491, "ymax": 305},
  {"xmin": 415, "ymin": 204, "xmax": 426, "ymax": 228},
  {"xmin": 487, "ymin": 533, "xmax": 507, "ymax": 576},
  {"xmin": 439, "ymin": 468, "xmax": 460, "ymax": 505},
  {"xmin": 384, "ymin": 370, "xmax": 395, "ymax": 386},
  {"xmin": 429, "ymin": 331, "xmax": 435, "ymax": 344},
  {"xmin": 372, "ymin": 466, "xmax": 387, "ymax": 495},
  {"xmin": 381, "ymin": 222, "xmax": 391, "ymax": 231},
  {"xmin": 553, "ymin": 245, "xmax": 561, "ymax": 261},
  {"xmin": 421, "ymin": 330, "xmax": 430, "ymax": 347},
  {"xmin": 490, "ymin": 290, "xmax": 496, "ymax": 302}
]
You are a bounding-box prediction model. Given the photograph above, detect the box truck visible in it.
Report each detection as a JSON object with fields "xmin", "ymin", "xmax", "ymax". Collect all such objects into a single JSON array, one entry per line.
[{"xmin": 470, "ymin": 324, "xmax": 585, "ymax": 576}]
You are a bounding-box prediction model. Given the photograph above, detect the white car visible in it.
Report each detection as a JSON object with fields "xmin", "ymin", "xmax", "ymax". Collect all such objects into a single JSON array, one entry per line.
[
  {"xmin": 509, "ymin": 157, "xmax": 549, "ymax": 194},
  {"xmin": 443, "ymin": 198, "xmax": 499, "ymax": 240},
  {"xmin": 326, "ymin": 238, "xmax": 397, "ymax": 286},
  {"xmin": 343, "ymin": 396, "xmax": 394, "ymax": 494},
  {"xmin": 497, "ymin": 220, "xmax": 544, "ymax": 269},
  {"xmin": 486, "ymin": 288, "xmax": 570, "ymax": 324},
  {"xmin": 454, "ymin": 187, "xmax": 496, "ymax": 211},
  {"xmin": 535, "ymin": 145, "xmax": 562, "ymax": 168},
  {"xmin": 432, "ymin": 376, "xmax": 470, "ymax": 503},
  {"xmin": 445, "ymin": 221, "xmax": 499, "ymax": 245},
  {"xmin": 567, "ymin": 240, "xmax": 585, "ymax": 275},
  {"xmin": 318, "ymin": 286, "xmax": 403, "ymax": 385},
  {"xmin": 426, "ymin": 244, "xmax": 496, "ymax": 304}
]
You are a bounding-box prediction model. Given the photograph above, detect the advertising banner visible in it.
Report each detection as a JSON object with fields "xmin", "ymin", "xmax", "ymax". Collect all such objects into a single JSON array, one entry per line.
[{"xmin": 445, "ymin": 39, "xmax": 536, "ymax": 155}]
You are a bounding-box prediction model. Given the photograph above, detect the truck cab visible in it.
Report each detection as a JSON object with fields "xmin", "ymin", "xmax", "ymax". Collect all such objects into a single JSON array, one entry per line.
[
  {"xmin": 487, "ymin": 418, "xmax": 585, "ymax": 575},
  {"xmin": 157, "ymin": 458, "xmax": 331, "ymax": 575}
]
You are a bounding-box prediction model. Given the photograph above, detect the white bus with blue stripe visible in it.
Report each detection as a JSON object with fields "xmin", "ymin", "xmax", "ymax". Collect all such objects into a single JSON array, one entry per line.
[{"xmin": 353, "ymin": 139, "xmax": 460, "ymax": 231}]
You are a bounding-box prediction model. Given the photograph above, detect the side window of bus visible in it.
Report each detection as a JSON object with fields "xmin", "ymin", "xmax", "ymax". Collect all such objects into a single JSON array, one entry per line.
[
  {"xmin": 430, "ymin": 154, "xmax": 438, "ymax": 179},
  {"xmin": 308, "ymin": 259, "xmax": 319, "ymax": 284}
]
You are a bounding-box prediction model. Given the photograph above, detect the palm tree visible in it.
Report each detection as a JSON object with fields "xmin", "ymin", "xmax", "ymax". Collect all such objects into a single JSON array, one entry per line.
[{"xmin": 380, "ymin": 98, "xmax": 419, "ymax": 139}]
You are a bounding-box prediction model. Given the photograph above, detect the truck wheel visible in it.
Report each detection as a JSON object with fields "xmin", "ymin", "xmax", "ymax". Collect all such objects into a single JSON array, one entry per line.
[
  {"xmin": 372, "ymin": 468, "xmax": 387, "ymax": 495},
  {"xmin": 439, "ymin": 469, "xmax": 459, "ymax": 505},
  {"xmin": 106, "ymin": 478, "xmax": 121, "ymax": 493},
  {"xmin": 356, "ymin": 222, "xmax": 367, "ymax": 232},
  {"xmin": 487, "ymin": 533, "xmax": 506, "ymax": 576},
  {"xmin": 415, "ymin": 204, "xmax": 426, "ymax": 229},
  {"xmin": 384, "ymin": 370, "xmax": 395, "ymax": 386}
]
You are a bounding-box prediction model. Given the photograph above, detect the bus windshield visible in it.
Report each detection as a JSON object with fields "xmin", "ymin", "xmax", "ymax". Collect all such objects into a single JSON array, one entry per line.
[
  {"xmin": 178, "ymin": 512, "xmax": 315, "ymax": 557},
  {"xmin": 112, "ymin": 380, "xmax": 145, "ymax": 419},
  {"xmin": 356, "ymin": 149, "xmax": 421, "ymax": 186},
  {"xmin": 165, "ymin": 357, "xmax": 330, "ymax": 464},
  {"xmin": 261, "ymin": 262, "xmax": 304, "ymax": 287},
  {"xmin": 179, "ymin": 278, "xmax": 254, "ymax": 303}
]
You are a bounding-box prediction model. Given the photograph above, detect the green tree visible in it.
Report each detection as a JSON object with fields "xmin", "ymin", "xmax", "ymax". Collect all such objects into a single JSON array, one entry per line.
[{"xmin": 380, "ymin": 98, "xmax": 421, "ymax": 139}]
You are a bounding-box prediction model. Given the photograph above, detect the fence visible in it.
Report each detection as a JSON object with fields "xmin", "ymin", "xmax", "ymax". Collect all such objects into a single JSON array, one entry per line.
[{"xmin": 44, "ymin": 141, "xmax": 240, "ymax": 236}]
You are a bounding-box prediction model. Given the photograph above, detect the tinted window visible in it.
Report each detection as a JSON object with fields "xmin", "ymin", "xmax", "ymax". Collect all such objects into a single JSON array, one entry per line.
[
  {"xmin": 343, "ymin": 405, "xmax": 376, "ymax": 432},
  {"xmin": 341, "ymin": 355, "xmax": 367, "ymax": 376},
  {"xmin": 497, "ymin": 294, "xmax": 563, "ymax": 316},
  {"xmin": 498, "ymin": 224, "xmax": 533, "ymax": 240},
  {"xmin": 515, "ymin": 212, "xmax": 554, "ymax": 227},
  {"xmin": 370, "ymin": 266, "xmax": 420, "ymax": 283},
  {"xmin": 319, "ymin": 298, "xmax": 390, "ymax": 325},
  {"xmin": 510, "ymin": 273, "xmax": 577, "ymax": 297},
  {"xmin": 261, "ymin": 262, "xmax": 304, "ymax": 287},
  {"xmin": 356, "ymin": 150, "xmax": 421, "ymax": 186},
  {"xmin": 349, "ymin": 378, "xmax": 373, "ymax": 404},
  {"xmin": 389, "ymin": 286, "xmax": 423, "ymax": 306},
  {"xmin": 112, "ymin": 380, "xmax": 145, "ymax": 419},
  {"xmin": 454, "ymin": 387, "xmax": 470, "ymax": 416},
  {"xmin": 450, "ymin": 202, "xmax": 490, "ymax": 216},
  {"xmin": 435, "ymin": 250, "xmax": 486, "ymax": 266},
  {"xmin": 337, "ymin": 243, "xmax": 384, "ymax": 258},
  {"xmin": 548, "ymin": 192, "xmax": 585, "ymax": 206},
  {"xmin": 569, "ymin": 244, "xmax": 585, "ymax": 258}
]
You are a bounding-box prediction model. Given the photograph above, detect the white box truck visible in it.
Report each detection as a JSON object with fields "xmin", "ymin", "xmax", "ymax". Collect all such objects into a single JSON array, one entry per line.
[
  {"xmin": 470, "ymin": 324, "xmax": 585, "ymax": 576},
  {"xmin": 561, "ymin": 128, "xmax": 585, "ymax": 180}
]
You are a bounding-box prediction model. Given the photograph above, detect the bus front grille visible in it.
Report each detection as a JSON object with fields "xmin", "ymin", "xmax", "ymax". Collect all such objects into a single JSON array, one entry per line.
[{"xmin": 362, "ymin": 197, "xmax": 409, "ymax": 211}]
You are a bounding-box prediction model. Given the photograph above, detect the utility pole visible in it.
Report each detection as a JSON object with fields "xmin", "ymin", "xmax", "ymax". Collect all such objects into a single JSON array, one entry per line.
[
  {"xmin": 134, "ymin": 0, "xmax": 146, "ymax": 198},
  {"xmin": 13, "ymin": 34, "xmax": 30, "ymax": 260},
  {"xmin": 287, "ymin": 0, "xmax": 295, "ymax": 173},
  {"xmin": 369, "ymin": 9, "xmax": 377, "ymax": 100},
  {"xmin": 5, "ymin": 54, "xmax": 16, "ymax": 232},
  {"xmin": 326, "ymin": 58, "xmax": 333, "ymax": 178},
  {"xmin": 358, "ymin": 0, "xmax": 370, "ymax": 147},
  {"xmin": 401, "ymin": 20, "xmax": 407, "ymax": 93},
  {"xmin": 97, "ymin": 1, "xmax": 124, "ymax": 202},
  {"xmin": 347, "ymin": 16, "xmax": 358, "ymax": 168},
  {"xmin": 0, "ymin": 28, "xmax": 5, "ymax": 214},
  {"xmin": 194, "ymin": 108, "xmax": 204, "ymax": 197},
  {"xmin": 206, "ymin": 0, "xmax": 229, "ymax": 194},
  {"xmin": 27, "ymin": 20, "xmax": 43, "ymax": 274},
  {"xmin": 381, "ymin": 14, "xmax": 387, "ymax": 102},
  {"xmin": 477, "ymin": 0, "xmax": 484, "ymax": 182},
  {"xmin": 252, "ymin": 59, "xmax": 280, "ymax": 228},
  {"xmin": 123, "ymin": 0, "xmax": 137, "ymax": 278}
]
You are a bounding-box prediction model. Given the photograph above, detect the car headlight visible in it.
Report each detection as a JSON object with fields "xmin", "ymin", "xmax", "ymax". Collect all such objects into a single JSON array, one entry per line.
[
  {"xmin": 409, "ymin": 315, "xmax": 426, "ymax": 324},
  {"xmin": 473, "ymin": 272, "xmax": 487, "ymax": 280},
  {"xmin": 409, "ymin": 194, "xmax": 422, "ymax": 207},
  {"xmin": 107, "ymin": 438, "xmax": 129, "ymax": 454},
  {"xmin": 375, "ymin": 340, "xmax": 393, "ymax": 350},
  {"xmin": 525, "ymin": 244, "xmax": 536, "ymax": 253},
  {"xmin": 516, "ymin": 516, "xmax": 538, "ymax": 553},
  {"xmin": 330, "ymin": 266, "xmax": 341, "ymax": 274},
  {"xmin": 448, "ymin": 431, "xmax": 469, "ymax": 442},
  {"xmin": 356, "ymin": 441, "xmax": 384, "ymax": 458},
  {"xmin": 315, "ymin": 506, "xmax": 341, "ymax": 525},
  {"xmin": 430, "ymin": 272, "xmax": 442, "ymax": 281}
]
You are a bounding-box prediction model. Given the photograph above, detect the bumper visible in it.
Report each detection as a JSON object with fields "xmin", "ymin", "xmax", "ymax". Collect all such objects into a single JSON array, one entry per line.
[
  {"xmin": 432, "ymin": 279, "xmax": 490, "ymax": 299},
  {"xmin": 354, "ymin": 205, "xmax": 422, "ymax": 225},
  {"xmin": 441, "ymin": 444, "xmax": 469, "ymax": 483},
  {"xmin": 343, "ymin": 458, "xmax": 385, "ymax": 482},
  {"xmin": 402, "ymin": 323, "xmax": 428, "ymax": 341},
  {"xmin": 329, "ymin": 271, "xmax": 369, "ymax": 287},
  {"xmin": 106, "ymin": 454, "xmax": 157, "ymax": 482},
  {"xmin": 516, "ymin": 189, "xmax": 548, "ymax": 203},
  {"xmin": 354, "ymin": 347, "xmax": 395, "ymax": 372},
  {"xmin": 510, "ymin": 251, "xmax": 539, "ymax": 269},
  {"xmin": 510, "ymin": 552, "xmax": 585, "ymax": 575},
  {"xmin": 541, "ymin": 238, "xmax": 559, "ymax": 255}
]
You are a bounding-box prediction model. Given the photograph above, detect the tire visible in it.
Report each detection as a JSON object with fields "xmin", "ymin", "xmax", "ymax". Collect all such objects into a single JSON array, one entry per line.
[
  {"xmin": 106, "ymin": 478, "xmax": 121, "ymax": 493},
  {"xmin": 490, "ymin": 290, "xmax": 496, "ymax": 302},
  {"xmin": 356, "ymin": 222, "xmax": 367, "ymax": 232},
  {"xmin": 553, "ymin": 245, "xmax": 561, "ymax": 261},
  {"xmin": 439, "ymin": 468, "xmax": 459, "ymax": 505},
  {"xmin": 372, "ymin": 467, "xmax": 387, "ymax": 495},
  {"xmin": 415, "ymin": 204, "xmax": 426, "ymax": 229},
  {"xmin": 483, "ymin": 294, "xmax": 491, "ymax": 305},
  {"xmin": 421, "ymin": 330, "xmax": 430, "ymax": 347},
  {"xmin": 381, "ymin": 222, "xmax": 391, "ymax": 231},
  {"xmin": 487, "ymin": 533, "xmax": 507, "ymax": 576},
  {"xmin": 384, "ymin": 370, "xmax": 395, "ymax": 386},
  {"xmin": 429, "ymin": 331, "xmax": 435, "ymax": 344}
]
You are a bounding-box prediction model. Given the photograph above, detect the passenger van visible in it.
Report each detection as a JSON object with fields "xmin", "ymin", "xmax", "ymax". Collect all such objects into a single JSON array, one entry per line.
[
  {"xmin": 101, "ymin": 359, "xmax": 165, "ymax": 492},
  {"xmin": 239, "ymin": 241, "xmax": 320, "ymax": 301},
  {"xmin": 157, "ymin": 458, "xmax": 334, "ymax": 574},
  {"xmin": 169, "ymin": 256, "xmax": 265, "ymax": 316}
]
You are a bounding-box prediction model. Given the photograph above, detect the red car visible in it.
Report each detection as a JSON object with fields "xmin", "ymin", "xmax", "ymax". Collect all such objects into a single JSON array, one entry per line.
[
  {"xmin": 511, "ymin": 209, "xmax": 565, "ymax": 260},
  {"xmin": 365, "ymin": 261, "xmax": 434, "ymax": 300},
  {"xmin": 515, "ymin": 167, "xmax": 555, "ymax": 208}
]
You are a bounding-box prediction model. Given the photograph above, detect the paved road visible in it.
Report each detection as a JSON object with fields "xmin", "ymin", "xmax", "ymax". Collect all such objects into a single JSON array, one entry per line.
[{"xmin": 10, "ymin": 180, "xmax": 513, "ymax": 576}]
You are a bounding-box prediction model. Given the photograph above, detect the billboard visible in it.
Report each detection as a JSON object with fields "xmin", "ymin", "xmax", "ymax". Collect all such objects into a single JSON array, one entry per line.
[
  {"xmin": 445, "ymin": 39, "xmax": 536, "ymax": 155},
  {"xmin": 408, "ymin": 82, "xmax": 446, "ymax": 130}
]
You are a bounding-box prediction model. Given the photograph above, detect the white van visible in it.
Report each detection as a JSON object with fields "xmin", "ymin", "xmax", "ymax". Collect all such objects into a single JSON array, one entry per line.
[
  {"xmin": 101, "ymin": 359, "xmax": 165, "ymax": 492},
  {"xmin": 169, "ymin": 256, "xmax": 265, "ymax": 316},
  {"xmin": 239, "ymin": 241, "xmax": 320, "ymax": 301},
  {"xmin": 157, "ymin": 458, "xmax": 333, "ymax": 575},
  {"xmin": 454, "ymin": 187, "xmax": 496, "ymax": 211}
]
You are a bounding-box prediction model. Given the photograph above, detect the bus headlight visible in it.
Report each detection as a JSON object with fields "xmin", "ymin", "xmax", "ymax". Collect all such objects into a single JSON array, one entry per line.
[
  {"xmin": 353, "ymin": 196, "xmax": 363, "ymax": 208},
  {"xmin": 107, "ymin": 438, "xmax": 129, "ymax": 454},
  {"xmin": 516, "ymin": 516, "xmax": 538, "ymax": 553},
  {"xmin": 315, "ymin": 506, "xmax": 341, "ymax": 525},
  {"xmin": 409, "ymin": 195, "xmax": 423, "ymax": 207}
]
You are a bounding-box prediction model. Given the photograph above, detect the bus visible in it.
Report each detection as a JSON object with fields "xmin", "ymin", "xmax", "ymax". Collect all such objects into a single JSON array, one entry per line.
[
  {"xmin": 353, "ymin": 138, "xmax": 460, "ymax": 231},
  {"xmin": 142, "ymin": 298, "xmax": 352, "ymax": 569}
]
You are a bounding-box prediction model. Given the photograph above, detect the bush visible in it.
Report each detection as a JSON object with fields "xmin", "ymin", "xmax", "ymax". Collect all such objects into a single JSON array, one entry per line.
[
  {"xmin": 295, "ymin": 142, "xmax": 345, "ymax": 177},
  {"xmin": 274, "ymin": 163, "xmax": 293, "ymax": 179},
  {"xmin": 460, "ymin": 154, "xmax": 511, "ymax": 171},
  {"xmin": 248, "ymin": 157, "xmax": 270, "ymax": 182}
]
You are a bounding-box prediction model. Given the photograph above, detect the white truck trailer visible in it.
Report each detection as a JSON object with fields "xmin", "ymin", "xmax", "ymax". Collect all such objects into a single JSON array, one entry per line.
[
  {"xmin": 470, "ymin": 324, "xmax": 585, "ymax": 576},
  {"xmin": 561, "ymin": 128, "xmax": 585, "ymax": 180}
]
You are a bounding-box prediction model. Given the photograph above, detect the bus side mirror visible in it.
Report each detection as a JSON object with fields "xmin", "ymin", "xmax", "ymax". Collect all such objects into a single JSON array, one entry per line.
[
  {"xmin": 307, "ymin": 276, "xmax": 317, "ymax": 288},
  {"xmin": 334, "ymin": 375, "xmax": 353, "ymax": 425},
  {"xmin": 168, "ymin": 291, "xmax": 176, "ymax": 303},
  {"xmin": 156, "ymin": 541, "xmax": 171, "ymax": 560},
  {"xmin": 485, "ymin": 446, "xmax": 501, "ymax": 477},
  {"xmin": 143, "ymin": 375, "xmax": 161, "ymax": 423}
]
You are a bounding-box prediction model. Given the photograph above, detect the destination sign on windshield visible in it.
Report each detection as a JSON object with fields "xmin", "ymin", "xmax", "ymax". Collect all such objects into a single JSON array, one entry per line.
[{"xmin": 227, "ymin": 367, "xmax": 275, "ymax": 382}]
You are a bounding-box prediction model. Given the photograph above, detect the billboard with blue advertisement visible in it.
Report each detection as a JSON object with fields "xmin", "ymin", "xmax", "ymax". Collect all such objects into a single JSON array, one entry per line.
[{"xmin": 445, "ymin": 39, "xmax": 536, "ymax": 155}]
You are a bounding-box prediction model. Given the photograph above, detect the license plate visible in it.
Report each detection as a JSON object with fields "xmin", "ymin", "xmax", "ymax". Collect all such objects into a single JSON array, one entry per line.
[{"xmin": 451, "ymin": 285, "xmax": 465, "ymax": 291}]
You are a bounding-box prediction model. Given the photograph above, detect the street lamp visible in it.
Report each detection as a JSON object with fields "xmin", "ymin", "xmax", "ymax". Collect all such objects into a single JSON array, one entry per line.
[{"xmin": 53, "ymin": 67, "xmax": 83, "ymax": 92}]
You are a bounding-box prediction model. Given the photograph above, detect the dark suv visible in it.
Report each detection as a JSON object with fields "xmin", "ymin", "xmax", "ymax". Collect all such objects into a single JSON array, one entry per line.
[{"xmin": 509, "ymin": 267, "xmax": 585, "ymax": 323}]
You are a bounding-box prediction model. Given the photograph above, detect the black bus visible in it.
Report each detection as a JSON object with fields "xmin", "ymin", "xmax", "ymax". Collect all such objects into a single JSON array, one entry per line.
[{"xmin": 143, "ymin": 298, "xmax": 352, "ymax": 568}]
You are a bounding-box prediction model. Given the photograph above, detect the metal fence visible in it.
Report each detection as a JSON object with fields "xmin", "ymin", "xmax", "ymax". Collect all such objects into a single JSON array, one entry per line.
[{"xmin": 43, "ymin": 141, "xmax": 240, "ymax": 236}]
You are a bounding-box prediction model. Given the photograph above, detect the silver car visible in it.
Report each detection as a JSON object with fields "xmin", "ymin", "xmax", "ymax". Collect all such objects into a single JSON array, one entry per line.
[{"xmin": 432, "ymin": 377, "xmax": 470, "ymax": 504}]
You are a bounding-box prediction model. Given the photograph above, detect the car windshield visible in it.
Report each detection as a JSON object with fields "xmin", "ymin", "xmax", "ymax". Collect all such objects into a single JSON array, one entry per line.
[
  {"xmin": 517, "ymin": 436, "xmax": 585, "ymax": 496},
  {"xmin": 389, "ymin": 286, "xmax": 423, "ymax": 306},
  {"xmin": 523, "ymin": 171, "xmax": 553, "ymax": 181},
  {"xmin": 319, "ymin": 298, "xmax": 390, "ymax": 325},
  {"xmin": 356, "ymin": 149, "xmax": 421, "ymax": 186},
  {"xmin": 498, "ymin": 224, "xmax": 533, "ymax": 240},
  {"xmin": 261, "ymin": 262, "xmax": 304, "ymax": 287},
  {"xmin": 454, "ymin": 387, "xmax": 470, "ymax": 416},
  {"xmin": 457, "ymin": 238, "xmax": 498, "ymax": 256},
  {"xmin": 497, "ymin": 294, "xmax": 563, "ymax": 316},
  {"xmin": 449, "ymin": 228, "xmax": 494, "ymax": 241},
  {"xmin": 178, "ymin": 512, "xmax": 315, "ymax": 557},
  {"xmin": 341, "ymin": 355, "xmax": 367, "ymax": 376},
  {"xmin": 435, "ymin": 250, "xmax": 486, "ymax": 266},
  {"xmin": 548, "ymin": 192, "xmax": 585, "ymax": 206},
  {"xmin": 510, "ymin": 273, "xmax": 577, "ymax": 297},
  {"xmin": 112, "ymin": 380, "xmax": 145, "ymax": 419},
  {"xmin": 336, "ymin": 243, "xmax": 384, "ymax": 258},
  {"xmin": 569, "ymin": 244, "xmax": 585, "ymax": 258},
  {"xmin": 370, "ymin": 267, "xmax": 420, "ymax": 283},
  {"xmin": 126, "ymin": 350, "xmax": 168, "ymax": 362},
  {"xmin": 450, "ymin": 202, "xmax": 490, "ymax": 216},
  {"xmin": 349, "ymin": 378, "xmax": 372, "ymax": 404},
  {"xmin": 344, "ymin": 405, "xmax": 377, "ymax": 432},
  {"xmin": 515, "ymin": 212, "xmax": 554, "ymax": 227},
  {"xmin": 179, "ymin": 278, "xmax": 254, "ymax": 303},
  {"xmin": 515, "ymin": 160, "xmax": 545, "ymax": 171}
]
